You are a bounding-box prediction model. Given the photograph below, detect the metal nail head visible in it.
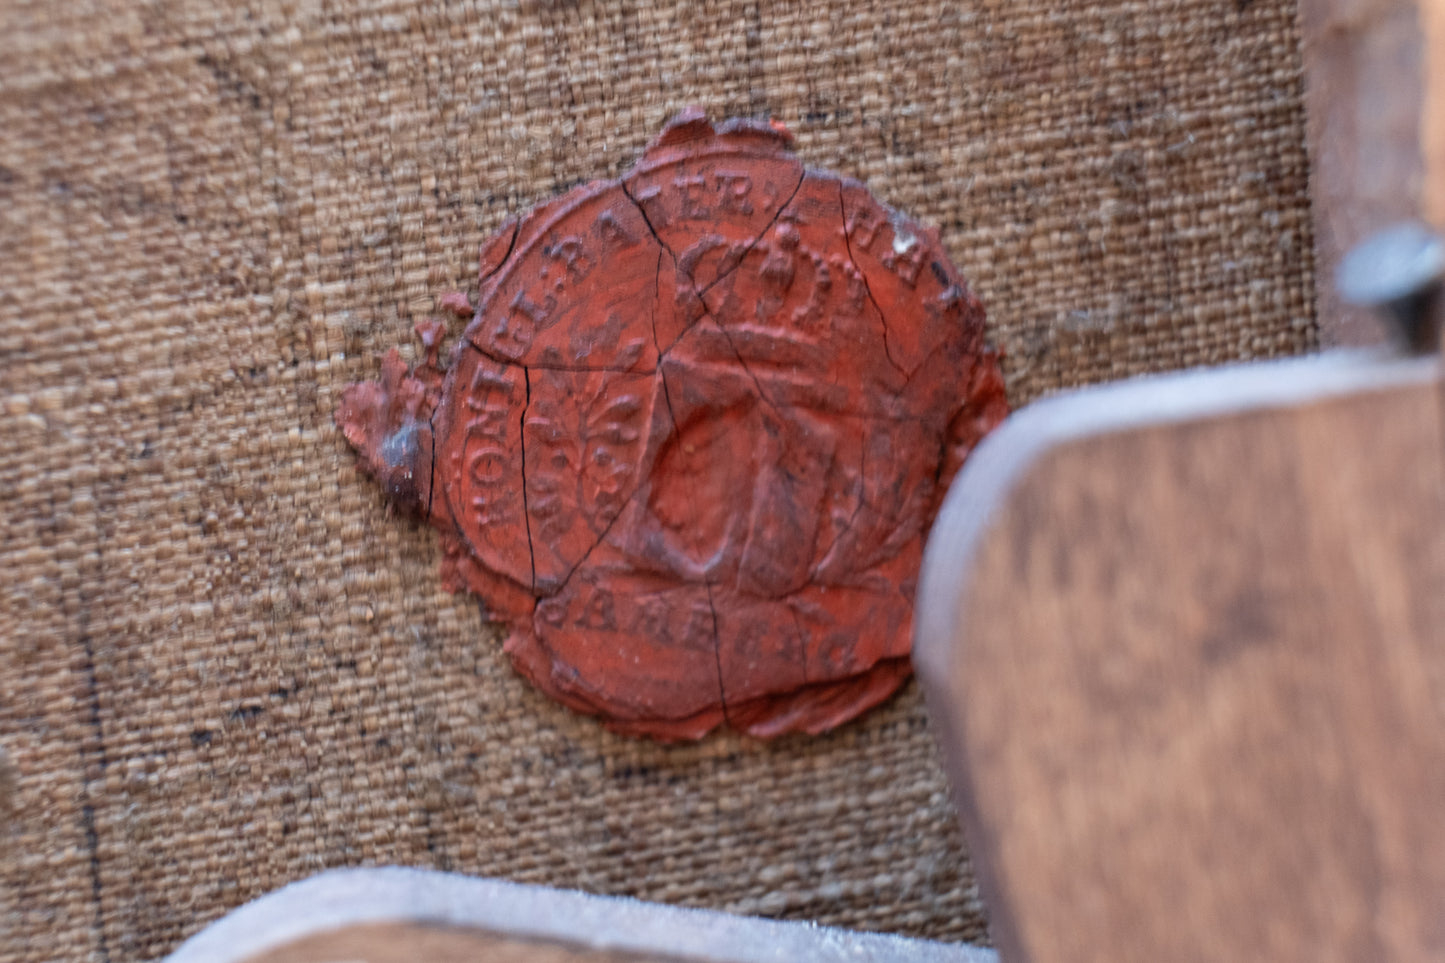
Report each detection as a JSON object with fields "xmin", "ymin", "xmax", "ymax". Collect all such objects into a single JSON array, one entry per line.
[{"xmin": 1335, "ymin": 221, "xmax": 1445, "ymax": 355}]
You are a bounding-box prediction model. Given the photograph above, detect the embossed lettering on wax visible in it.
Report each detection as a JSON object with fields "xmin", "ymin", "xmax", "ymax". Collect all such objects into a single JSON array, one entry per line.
[{"xmin": 336, "ymin": 109, "xmax": 1008, "ymax": 741}]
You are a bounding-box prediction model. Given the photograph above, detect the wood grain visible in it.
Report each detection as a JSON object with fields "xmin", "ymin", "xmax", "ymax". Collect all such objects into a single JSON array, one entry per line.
[{"xmin": 916, "ymin": 350, "xmax": 1445, "ymax": 962}]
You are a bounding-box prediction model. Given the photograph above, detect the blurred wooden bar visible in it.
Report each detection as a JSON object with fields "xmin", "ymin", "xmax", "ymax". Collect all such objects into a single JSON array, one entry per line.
[
  {"xmin": 166, "ymin": 868, "xmax": 1000, "ymax": 963},
  {"xmin": 915, "ymin": 347, "xmax": 1445, "ymax": 962},
  {"xmin": 1297, "ymin": 0, "xmax": 1428, "ymax": 345}
]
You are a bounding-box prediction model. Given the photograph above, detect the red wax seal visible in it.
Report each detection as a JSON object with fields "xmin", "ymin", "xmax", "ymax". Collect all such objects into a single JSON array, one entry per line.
[{"xmin": 337, "ymin": 110, "xmax": 1007, "ymax": 740}]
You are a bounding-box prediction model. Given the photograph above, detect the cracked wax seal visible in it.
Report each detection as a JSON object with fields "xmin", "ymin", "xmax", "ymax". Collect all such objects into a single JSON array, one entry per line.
[{"xmin": 337, "ymin": 109, "xmax": 1008, "ymax": 740}]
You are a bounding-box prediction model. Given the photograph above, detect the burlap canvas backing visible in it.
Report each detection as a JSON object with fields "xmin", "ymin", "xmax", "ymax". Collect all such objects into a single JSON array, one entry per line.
[{"xmin": 0, "ymin": 0, "xmax": 1315, "ymax": 960}]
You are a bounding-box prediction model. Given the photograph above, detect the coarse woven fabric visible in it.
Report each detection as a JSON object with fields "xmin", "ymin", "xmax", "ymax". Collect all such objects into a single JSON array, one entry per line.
[{"xmin": 0, "ymin": 0, "xmax": 1316, "ymax": 960}]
